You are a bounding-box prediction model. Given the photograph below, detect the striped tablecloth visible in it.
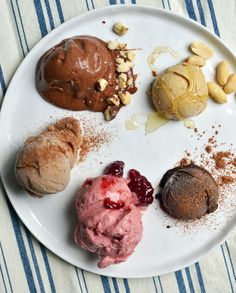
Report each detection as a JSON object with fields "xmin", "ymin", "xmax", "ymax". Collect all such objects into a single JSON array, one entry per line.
[{"xmin": 0, "ymin": 1, "xmax": 236, "ymax": 292}]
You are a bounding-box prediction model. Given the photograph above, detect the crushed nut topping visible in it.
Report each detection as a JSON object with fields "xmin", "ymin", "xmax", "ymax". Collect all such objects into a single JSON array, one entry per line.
[
  {"xmin": 104, "ymin": 105, "xmax": 119, "ymax": 121},
  {"xmin": 117, "ymin": 61, "xmax": 133, "ymax": 73},
  {"xmin": 96, "ymin": 78, "xmax": 108, "ymax": 91},
  {"xmin": 118, "ymin": 91, "xmax": 131, "ymax": 105},
  {"xmin": 106, "ymin": 95, "xmax": 120, "ymax": 107},
  {"xmin": 107, "ymin": 40, "xmax": 120, "ymax": 50},
  {"xmin": 113, "ymin": 22, "xmax": 129, "ymax": 36},
  {"xmin": 127, "ymin": 51, "xmax": 136, "ymax": 62}
]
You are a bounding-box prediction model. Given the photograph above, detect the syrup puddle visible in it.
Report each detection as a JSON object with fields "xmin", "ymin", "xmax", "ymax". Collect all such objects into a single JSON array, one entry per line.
[
  {"xmin": 147, "ymin": 46, "xmax": 180, "ymax": 74},
  {"xmin": 125, "ymin": 112, "xmax": 168, "ymax": 134}
]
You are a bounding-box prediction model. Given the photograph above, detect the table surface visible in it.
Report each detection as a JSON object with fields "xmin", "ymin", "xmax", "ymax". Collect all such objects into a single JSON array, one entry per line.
[{"xmin": 0, "ymin": 0, "xmax": 236, "ymax": 292}]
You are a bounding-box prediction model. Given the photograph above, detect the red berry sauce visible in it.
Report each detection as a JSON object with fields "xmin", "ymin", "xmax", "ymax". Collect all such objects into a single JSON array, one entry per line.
[
  {"xmin": 84, "ymin": 178, "xmax": 93, "ymax": 186},
  {"xmin": 128, "ymin": 169, "xmax": 154, "ymax": 205},
  {"xmin": 104, "ymin": 198, "xmax": 125, "ymax": 209},
  {"xmin": 103, "ymin": 161, "xmax": 154, "ymax": 209},
  {"xmin": 105, "ymin": 161, "xmax": 125, "ymax": 177}
]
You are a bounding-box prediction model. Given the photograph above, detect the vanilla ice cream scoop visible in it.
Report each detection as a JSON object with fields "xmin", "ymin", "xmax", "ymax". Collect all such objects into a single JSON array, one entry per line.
[
  {"xmin": 15, "ymin": 117, "xmax": 81, "ymax": 197},
  {"xmin": 151, "ymin": 63, "xmax": 208, "ymax": 120}
]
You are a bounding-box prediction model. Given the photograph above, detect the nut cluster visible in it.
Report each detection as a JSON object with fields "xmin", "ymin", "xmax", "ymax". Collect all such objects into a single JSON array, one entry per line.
[
  {"xmin": 96, "ymin": 78, "xmax": 108, "ymax": 92},
  {"xmin": 184, "ymin": 41, "xmax": 214, "ymax": 67},
  {"xmin": 208, "ymin": 61, "xmax": 236, "ymax": 103},
  {"xmin": 101, "ymin": 40, "xmax": 136, "ymax": 121},
  {"xmin": 184, "ymin": 41, "xmax": 236, "ymax": 104}
]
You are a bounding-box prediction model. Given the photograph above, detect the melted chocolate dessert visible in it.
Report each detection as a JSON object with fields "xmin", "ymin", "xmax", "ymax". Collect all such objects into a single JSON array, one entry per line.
[{"xmin": 36, "ymin": 36, "xmax": 117, "ymax": 112}]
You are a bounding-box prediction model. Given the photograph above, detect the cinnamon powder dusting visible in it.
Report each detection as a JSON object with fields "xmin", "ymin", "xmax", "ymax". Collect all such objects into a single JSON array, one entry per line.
[
  {"xmin": 79, "ymin": 133, "xmax": 110, "ymax": 162},
  {"xmin": 77, "ymin": 117, "xmax": 111, "ymax": 162}
]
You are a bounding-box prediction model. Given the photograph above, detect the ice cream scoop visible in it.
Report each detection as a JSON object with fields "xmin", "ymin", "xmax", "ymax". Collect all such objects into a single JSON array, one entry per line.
[
  {"xmin": 15, "ymin": 117, "xmax": 81, "ymax": 197},
  {"xmin": 74, "ymin": 161, "xmax": 154, "ymax": 268},
  {"xmin": 75, "ymin": 175, "xmax": 142, "ymax": 268},
  {"xmin": 157, "ymin": 164, "xmax": 219, "ymax": 220},
  {"xmin": 151, "ymin": 63, "xmax": 208, "ymax": 120}
]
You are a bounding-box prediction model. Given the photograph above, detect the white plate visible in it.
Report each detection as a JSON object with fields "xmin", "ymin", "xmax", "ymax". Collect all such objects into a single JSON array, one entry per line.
[{"xmin": 1, "ymin": 5, "xmax": 236, "ymax": 278}]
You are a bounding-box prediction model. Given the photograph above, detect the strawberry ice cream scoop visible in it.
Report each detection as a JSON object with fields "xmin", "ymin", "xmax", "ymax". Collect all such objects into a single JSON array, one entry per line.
[
  {"xmin": 74, "ymin": 175, "xmax": 143, "ymax": 268},
  {"xmin": 74, "ymin": 161, "xmax": 154, "ymax": 268}
]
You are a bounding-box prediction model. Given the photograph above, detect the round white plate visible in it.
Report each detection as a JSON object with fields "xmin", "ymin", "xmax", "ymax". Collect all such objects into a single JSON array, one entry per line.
[{"xmin": 1, "ymin": 5, "xmax": 236, "ymax": 278}]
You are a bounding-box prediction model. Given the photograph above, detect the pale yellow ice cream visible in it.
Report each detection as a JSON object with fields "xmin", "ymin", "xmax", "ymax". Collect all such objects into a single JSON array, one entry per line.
[{"xmin": 151, "ymin": 63, "xmax": 208, "ymax": 120}]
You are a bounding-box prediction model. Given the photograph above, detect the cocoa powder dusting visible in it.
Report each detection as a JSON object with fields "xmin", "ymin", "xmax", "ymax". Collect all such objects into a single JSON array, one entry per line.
[
  {"xmin": 77, "ymin": 117, "xmax": 111, "ymax": 162},
  {"xmin": 221, "ymin": 176, "xmax": 234, "ymax": 184},
  {"xmin": 212, "ymin": 151, "xmax": 231, "ymax": 170},
  {"xmin": 180, "ymin": 158, "xmax": 188, "ymax": 166},
  {"xmin": 179, "ymin": 158, "xmax": 192, "ymax": 166},
  {"xmin": 189, "ymin": 125, "xmax": 236, "ymax": 187},
  {"xmin": 205, "ymin": 145, "xmax": 212, "ymax": 153},
  {"xmin": 214, "ymin": 151, "xmax": 231, "ymax": 159},
  {"xmin": 215, "ymin": 159, "xmax": 226, "ymax": 169},
  {"xmin": 165, "ymin": 123, "xmax": 236, "ymax": 234}
]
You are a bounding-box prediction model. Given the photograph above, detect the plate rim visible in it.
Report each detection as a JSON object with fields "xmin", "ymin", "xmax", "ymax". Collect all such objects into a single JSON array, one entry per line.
[{"xmin": 0, "ymin": 4, "xmax": 236, "ymax": 278}]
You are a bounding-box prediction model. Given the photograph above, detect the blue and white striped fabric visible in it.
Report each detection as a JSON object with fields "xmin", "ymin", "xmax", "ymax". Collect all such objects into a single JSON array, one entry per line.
[{"xmin": 1, "ymin": 1, "xmax": 236, "ymax": 292}]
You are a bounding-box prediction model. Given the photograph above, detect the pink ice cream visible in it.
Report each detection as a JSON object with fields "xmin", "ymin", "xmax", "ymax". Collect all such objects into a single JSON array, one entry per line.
[{"xmin": 74, "ymin": 175, "xmax": 143, "ymax": 268}]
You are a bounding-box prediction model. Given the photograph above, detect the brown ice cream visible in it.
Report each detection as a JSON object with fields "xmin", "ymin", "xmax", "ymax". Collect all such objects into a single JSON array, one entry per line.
[
  {"xmin": 151, "ymin": 63, "xmax": 208, "ymax": 120},
  {"xmin": 36, "ymin": 36, "xmax": 117, "ymax": 112},
  {"xmin": 15, "ymin": 117, "xmax": 81, "ymax": 197},
  {"xmin": 157, "ymin": 165, "xmax": 219, "ymax": 220}
]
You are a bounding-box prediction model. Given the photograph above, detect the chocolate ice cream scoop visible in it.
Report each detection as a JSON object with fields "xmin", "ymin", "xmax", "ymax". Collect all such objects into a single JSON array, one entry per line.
[
  {"xmin": 157, "ymin": 165, "xmax": 219, "ymax": 220},
  {"xmin": 36, "ymin": 36, "xmax": 117, "ymax": 112},
  {"xmin": 15, "ymin": 117, "xmax": 81, "ymax": 197}
]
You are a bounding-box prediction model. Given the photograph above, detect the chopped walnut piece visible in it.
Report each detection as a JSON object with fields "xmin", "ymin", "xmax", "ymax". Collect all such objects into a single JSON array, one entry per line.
[
  {"xmin": 118, "ymin": 73, "xmax": 127, "ymax": 89},
  {"xmin": 107, "ymin": 40, "xmax": 119, "ymax": 50},
  {"xmin": 117, "ymin": 61, "xmax": 133, "ymax": 73},
  {"xmin": 127, "ymin": 77, "xmax": 133, "ymax": 87},
  {"xmin": 116, "ymin": 57, "xmax": 124, "ymax": 64},
  {"xmin": 118, "ymin": 73, "xmax": 127, "ymax": 83},
  {"xmin": 104, "ymin": 105, "xmax": 119, "ymax": 121},
  {"xmin": 127, "ymin": 51, "xmax": 136, "ymax": 62},
  {"xmin": 113, "ymin": 22, "xmax": 129, "ymax": 36},
  {"xmin": 118, "ymin": 43, "xmax": 127, "ymax": 50},
  {"xmin": 120, "ymin": 51, "xmax": 128, "ymax": 58},
  {"xmin": 118, "ymin": 91, "xmax": 131, "ymax": 105},
  {"xmin": 106, "ymin": 95, "xmax": 120, "ymax": 107},
  {"xmin": 96, "ymin": 78, "xmax": 108, "ymax": 91}
]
